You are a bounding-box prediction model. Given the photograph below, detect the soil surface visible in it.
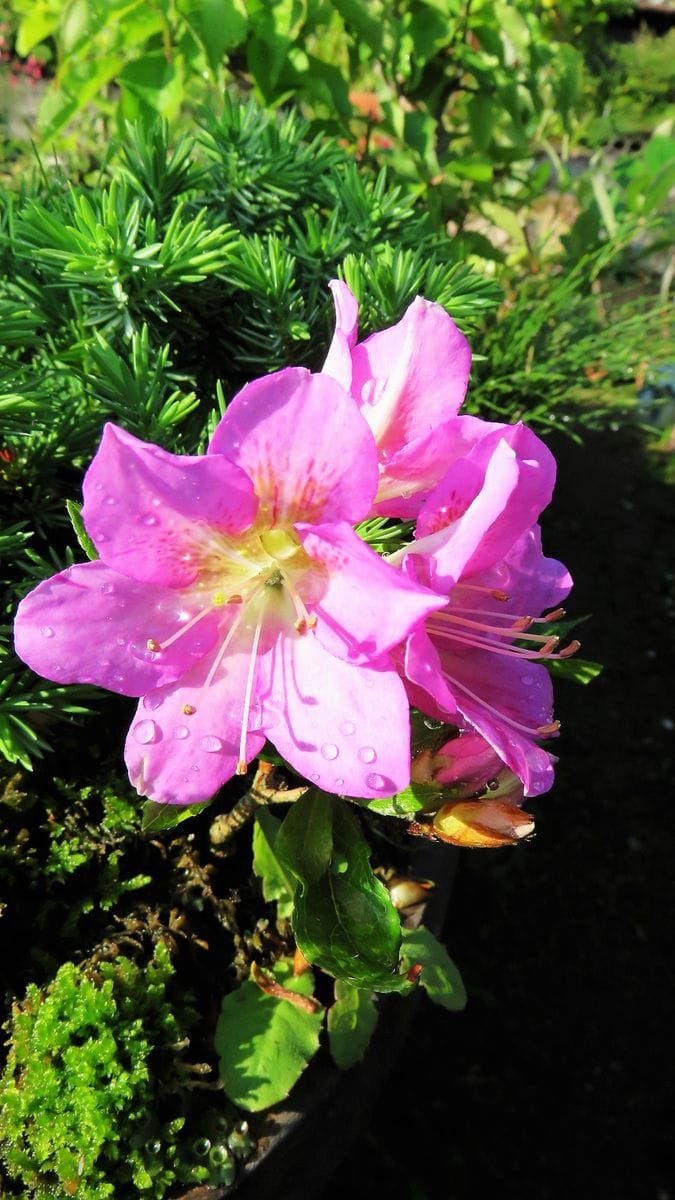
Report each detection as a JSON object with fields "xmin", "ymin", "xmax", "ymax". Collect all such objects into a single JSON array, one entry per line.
[{"xmin": 318, "ymin": 425, "xmax": 675, "ymax": 1200}]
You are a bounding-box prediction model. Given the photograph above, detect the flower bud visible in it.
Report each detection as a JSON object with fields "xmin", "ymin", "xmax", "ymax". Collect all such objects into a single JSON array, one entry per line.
[
  {"xmin": 421, "ymin": 730, "xmax": 524, "ymax": 803},
  {"xmin": 387, "ymin": 875, "xmax": 434, "ymax": 910},
  {"xmin": 432, "ymin": 799, "xmax": 535, "ymax": 848}
]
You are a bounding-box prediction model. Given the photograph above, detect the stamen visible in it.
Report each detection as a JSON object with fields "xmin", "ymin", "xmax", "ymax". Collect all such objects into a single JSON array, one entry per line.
[
  {"xmin": 146, "ymin": 638, "xmax": 161, "ymax": 652},
  {"xmin": 454, "ymin": 583, "xmax": 510, "ymax": 601},
  {"xmin": 441, "ymin": 668, "xmax": 549, "ymax": 741},
  {"xmin": 429, "ymin": 626, "xmax": 557, "ymax": 662},
  {"xmin": 202, "ymin": 579, "xmax": 268, "ymax": 690},
  {"xmin": 558, "ymin": 639, "xmax": 581, "ymax": 658},
  {"xmin": 538, "ymin": 636, "xmax": 559, "ymax": 655},
  {"xmin": 543, "ymin": 607, "xmax": 566, "ymax": 621},
  {"xmin": 536, "ymin": 720, "xmax": 561, "ymax": 736},
  {"xmin": 236, "ymin": 613, "xmax": 264, "ymax": 775},
  {"xmin": 182, "ymin": 704, "xmax": 196, "ymax": 715},
  {"xmin": 282, "ymin": 570, "xmax": 317, "ymax": 636},
  {"xmin": 432, "ymin": 611, "xmax": 560, "ymax": 646},
  {"xmin": 156, "ymin": 605, "xmax": 213, "ymax": 652}
]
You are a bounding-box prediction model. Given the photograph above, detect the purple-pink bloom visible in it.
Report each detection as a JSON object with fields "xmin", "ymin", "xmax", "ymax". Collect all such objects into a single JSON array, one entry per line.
[
  {"xmin": 14, "ymin": 368, "xmax": 445, "ymax": 806},
  {"xmin": 322, "ymin": 281, "xmax": 472, "ymax": 518},
  {"xmin": 393, "ymin": 418, "xmax": 575, "ymax": 798}
]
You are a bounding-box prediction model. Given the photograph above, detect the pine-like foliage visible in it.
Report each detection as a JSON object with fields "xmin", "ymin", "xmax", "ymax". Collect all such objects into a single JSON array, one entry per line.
[{"xmin": 0, "ymin": 97, "xmax": 501, "ymax": 770}]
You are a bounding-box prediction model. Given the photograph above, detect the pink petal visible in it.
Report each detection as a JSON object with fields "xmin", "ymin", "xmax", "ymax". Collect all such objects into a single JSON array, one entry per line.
[
  {"xmin": 410, "ymin": 439, "xmax": 521, "ymax": 592},
  {"xmin": 434, "ymin": 643, "xmax": 556, "ymax": 796},
  {"xmin": 264, "ymin": 632, "xmax": 412, "ymax": 798},
  {"xmin": 296, "ymin": 521, "xmax": 445, "ymax": 663},
  {"xmin": 350, "ymin": 297, "xmax": 471, "ymax": 453},
  {"xmin": 402, "ymin": 627, "xmax": 460, "ymax": 722},
  {"xmin": 124, "ymin": 646, "xmax": 268, "ymax": 805},
  {"xmin": 14, "ymin": 562, "xmax": 221, "ymax": 696},
  {"xmin": 209, "ymin": 367, "xmax": 378, "ymax": 525},
  {"xmin": 82, "ymin": 423, "xmax": 258, "ymax": 587},
  {"xmin": 322, "ymin": 279, "xmax": 359, "ymax": 391}
]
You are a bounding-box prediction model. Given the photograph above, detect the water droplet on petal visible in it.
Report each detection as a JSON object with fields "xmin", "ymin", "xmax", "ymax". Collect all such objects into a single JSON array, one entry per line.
[
  {"xmin": 133, "ymin": 719, "xmax": 158, "ymax": 744},
  {"xmin": 141, "ymin": 514, "xmax": 158, "ymax": 526},
  {"xmin": 339, "ymin": 720, "xmax": 356, "ymax": 736},
  {"xmin": 358, "ymin": 746, "xmax": 376, "ymax": 764},
  {"xmin": 366, "ymin": 772, "xmax": 386, "ymax": 790},
  {"xmin": 173, "ymin": 725, "xmax": 189, "ymax": 740},
  {"xmin": 335, "ymin": 778, "xmax": 345, "ymax": 788},
  {"xmin": 100, "ymin": 582, "xmax": 114, "ymax": 594},
  {"xmin": 104, "ymin": 496, "xmax": 116, "ymax": 506},
  {"xmin": 521, "ymin": 673, "xmax": 533, "ymax": 685},
  {"xmin": 311, "ymin": 772, "xmax": 320, "ymax": 782},
  {"xmin": 151, "ymin": 497, "xmax": 161, "ymax": 507},
  {"xmin": 321, "ymin": 743, "xmax": 339, "ymax": 761},
  {"xmin": 40, "ymin": 626, "xmax": 54, "ymax": 638},
  {"xmin": 143, "ymin": 690, "xmax": 163, "ymax": 711},
  {"xmin": 201, "ymin": 735, "xmax": 223, "ymax": 753}
]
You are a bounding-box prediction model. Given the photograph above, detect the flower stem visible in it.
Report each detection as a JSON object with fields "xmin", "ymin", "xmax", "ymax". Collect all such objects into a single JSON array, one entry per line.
[{"xmin": 209, "ymin": 760, "xmax": 307, "ymax": 847}]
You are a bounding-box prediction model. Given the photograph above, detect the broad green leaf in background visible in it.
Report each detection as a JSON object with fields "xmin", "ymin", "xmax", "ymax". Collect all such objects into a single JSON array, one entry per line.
[
  {"xmin": 401, "ymin": 926, "xmax": 467, "ymax": 1011},
  {"xmin": 252, "ymin": 808, "xmax": 295, "ymax": 919},
  {"xmin": 276, "ymin": 791, "xmax": 408, "ymax": 991},
  {"xmin": 327, "ymin": 979, "xmax": 378, "ymax": 1070},
  {"xmin": 546, "ymin": 657, "xmax": 603, "ymax": 685},
  {"xmin": 178, "ymin": 0, "xmax": 248, "ymax": 75},
  {"xmin": 215, "ymin": 960, "xmax": 323, "ymax": 1111}
]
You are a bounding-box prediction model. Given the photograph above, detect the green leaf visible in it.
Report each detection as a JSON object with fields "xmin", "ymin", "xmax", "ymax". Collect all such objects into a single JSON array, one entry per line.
[
  {"xmin": 546, "ymin": 657, "xmax": 603, "ymax": 685},
  {"xmin": 252, "ymin": 808, "xmax": 295, "ymax": 919},
  {"xmin": 364, "ymin": 781, "xmax": 435, "ymax": 817},
  {"xmin": 401, "ymin": 927, "xmax": 466, "ymax": 1011},
  {"xmin": 327, "ymin": 980, "xmax": 378, "ymax": 1070},
  {"xmin": 65, "ymin": 500, "xmax": 99, "ymax": 561},
  {"xmin": 179, "ymin": 0, "xmax": 248, "ymax": 74},
  {"xmin": 215, "ymin": 960, "xmax": 323, "ymax": 1111},
  {"xmin": 467, "ymin": 93, "xmax": 495, "ymax": 153},
  {"xmin": 141, "ymin": 799, "xmax": 212, "ymax": 832},
  {"xmin": 276, "ymin": 791, "xmax": 408, "ymax": 992}
]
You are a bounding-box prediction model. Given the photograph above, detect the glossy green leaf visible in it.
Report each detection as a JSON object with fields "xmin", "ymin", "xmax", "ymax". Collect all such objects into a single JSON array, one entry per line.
[
  {"xmin": 401, "ymin": 926, "xmax": 467, "ymax": 1011},
  {"xmin": 276, "ymin": 791, "xmax": 408, "ymax": 991},
  {"xmin": 179, "ymin": 0, "xmax": 248, "ymax": 74},
  {"xmin": 546, "ymin": 657, "xmax": 603, "ymax": 685},
  {"xmin": 252, "ymin": 808, "xmax": 295, "ymax": 919},
  {"xmin": 141, "ymin": 799, "xmax": 212, "ymax": 832},
  {"xmin": 215, "ymin": 960, "xmax": 323, "ymax": 1111},
  {"xmin": 327, "ymin": 980, "xmax": 378, "ymax": 1070}
]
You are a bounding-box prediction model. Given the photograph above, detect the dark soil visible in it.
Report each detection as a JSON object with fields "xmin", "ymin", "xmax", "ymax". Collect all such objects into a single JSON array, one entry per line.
[{"xmin": 318, "ymin": 425, "xmax": 675, "ymax": 1200}]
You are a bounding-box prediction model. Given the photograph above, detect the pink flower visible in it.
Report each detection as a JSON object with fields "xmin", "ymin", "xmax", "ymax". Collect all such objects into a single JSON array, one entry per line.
[
  {"xmin": 14, "ymin": 368, "xmax": 445, "ymax": 805},
  {"xmin": 412, "ymin": 728, "xmax": 524, "ymax": 803},
  {"xmin": 394, "ymin": 419, "xmax": 575, "ymax": 797},
  {"xmin": 322, "ymin": 281, "xmax": 472, "ymax": 518}
]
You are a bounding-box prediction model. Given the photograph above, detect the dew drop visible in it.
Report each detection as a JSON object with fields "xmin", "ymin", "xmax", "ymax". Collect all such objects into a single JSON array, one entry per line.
[
  {"xmin": 321, "ymin": 743, "xmax": 339, "ymax": 761},
  {"xmin": 133, "ymin": 719, "xmax": 158, "ymax": 745},
  {"xmin": 103, "ymin": 496, "xmax": 116, "ymax": 506},
  {"xmin": 486, "ymin": 778, "xmax": 500, "ymax": 791},
  {"xmin": 116, "ymin": 636, "xmax": 126, "ymax": 646},
  {"xmin": 201, "ymin": 735, "xmax": 223, "ymax": 753},
  {"xmin": 339, "ymin": 720, "xmax": 356, "ymax": 736},
  {"xmin": 141, "ymin": 514, "xmax": 158, "ymax": 526},
  {"xmin": 173, "ymin": 725, "xmax": 189, "ymax": 740},
  {"xmin": 40, "ymin": 625, "xmax": 54, "ymax": 638},
  {"xmin": 151, "ymin": 497, "xmax": 161, "ymax": 507},
  {"xmin": 100, "ymin": 582, "xmax": 114, "ymax": 594},
  {"xmin": 335, "ymin": 778, "xmax": 345, "ymax": 788},
  {"xmin": 358, "ymin": 746, "xmax": 376, "ymax": 764},
  {"xmin": 311, "ymin": 772, "xmax": 320, "ymax": 782},
  {"xmin": 521, "ymin": 673, "xmax": 534, "ymax": 685},
  {"xmin": 143, "ymin": 690, "xmax": 163, "ymax": 711},
  {"xmin": 366, "ymin": 772, "xmax": 387, "ymax": 790}
]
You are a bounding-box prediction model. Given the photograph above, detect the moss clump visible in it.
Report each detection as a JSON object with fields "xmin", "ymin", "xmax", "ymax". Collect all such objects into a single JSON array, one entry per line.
[{"xmin": 0, "ymin": 940, "xmax": 243, "ymax": 1198}]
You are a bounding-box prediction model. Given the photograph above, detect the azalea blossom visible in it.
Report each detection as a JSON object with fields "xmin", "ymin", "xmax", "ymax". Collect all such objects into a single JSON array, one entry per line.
[
  {"xmin": 322, "ymin": 280, "xmax": 472, "ymax": 518},
  {"xmin": 14, "ymin": 368, "xmax": 445, "ymax": 806},
  {"xmin": 393, "ymin": 419, "xmax": 575, "ymax": 798}
]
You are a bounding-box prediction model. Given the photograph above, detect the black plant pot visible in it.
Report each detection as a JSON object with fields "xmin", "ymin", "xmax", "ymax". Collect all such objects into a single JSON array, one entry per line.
[{"xmin": 176, "ymin": 841, "xmax": 459, "ymax": 1200}]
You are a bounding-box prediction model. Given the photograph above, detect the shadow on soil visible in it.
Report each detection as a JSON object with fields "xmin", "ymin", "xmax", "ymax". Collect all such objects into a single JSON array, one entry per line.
[{"xmin": 319, "ymin": 425, "xmax": 675, "ymax": 1200}]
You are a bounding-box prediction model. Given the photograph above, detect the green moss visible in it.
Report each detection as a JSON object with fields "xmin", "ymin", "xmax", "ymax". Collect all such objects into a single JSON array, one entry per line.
[{"xmin": 0, "ymin": 941, "xmax": 244, "ymax": 1198}]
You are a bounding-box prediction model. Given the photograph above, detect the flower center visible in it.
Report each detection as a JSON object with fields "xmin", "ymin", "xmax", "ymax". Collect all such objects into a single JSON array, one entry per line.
[{"xmin": 143, "ymin": 522, "xmax": 322, "ymax": 776}]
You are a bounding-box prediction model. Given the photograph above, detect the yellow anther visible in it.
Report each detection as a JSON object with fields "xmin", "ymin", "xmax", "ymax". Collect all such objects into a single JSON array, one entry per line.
[
  {"xmin": 146, "ymin": 638, "xmax": 161, "ymax": 653},
  {"xmin": 182, "ymin": 704, "xmax": 196, "ymax": 715}
]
